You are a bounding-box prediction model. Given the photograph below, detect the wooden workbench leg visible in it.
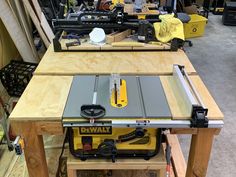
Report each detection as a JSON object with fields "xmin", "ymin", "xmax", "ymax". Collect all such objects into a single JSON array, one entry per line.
[
  {"xmin": 22, "ymin": 123, "xmax": 49, "ymax": 177},
  {"xmin": 186, "ymin": 129, "xmax": 216, "ymax": 177},
  {"xmin": 158, "ymin": 168, "xmax": 165, "ymax": 177},
  {"xmin": 67, "ymin": 169, "xmax": 77, "ymax": 177}
]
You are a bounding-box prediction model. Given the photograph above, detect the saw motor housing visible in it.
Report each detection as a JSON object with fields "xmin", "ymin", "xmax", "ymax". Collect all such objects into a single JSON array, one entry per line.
[{"xmin": 68, "ymin": 127, "xmax": 161, "ymax": 161}]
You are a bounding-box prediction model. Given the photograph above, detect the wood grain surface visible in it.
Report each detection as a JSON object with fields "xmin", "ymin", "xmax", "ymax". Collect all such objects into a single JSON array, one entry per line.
[
  {"xmin": 67, "ymin": 150, "xmax": 166, "ymax": 170},
  {"xmin": 34, "ymin": 45, "xmax": 196, "ymax": 75},
  {"xmin": 10, "ymin": 75, "xmax": 73, "ymax": 121},
  {"xmin": 160, "ymin": 75, "xmax": 224, "ymax": 120},
  {"xmin": 186, "ymin": 129, "xmax": 216, "ymax": 177}
]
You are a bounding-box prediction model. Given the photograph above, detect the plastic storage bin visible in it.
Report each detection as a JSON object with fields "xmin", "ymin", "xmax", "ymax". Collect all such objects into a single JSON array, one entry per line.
[
  {"xmin": 0, "ymin": 60, "xmax": 37, "ymax": 97},
  {"xmin": 184, "ymin": 14, "xmax": 208, "ymax": 39}
]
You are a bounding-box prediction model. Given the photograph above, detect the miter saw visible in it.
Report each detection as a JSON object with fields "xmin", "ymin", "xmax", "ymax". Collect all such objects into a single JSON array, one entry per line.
[{"xmin": 63, "ymin": 65, "xmax": 212, "ymax": 162}]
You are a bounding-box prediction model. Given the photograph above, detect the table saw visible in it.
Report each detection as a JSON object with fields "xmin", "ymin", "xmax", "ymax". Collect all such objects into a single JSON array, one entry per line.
[{"xmin": 63, "ymin": 65, "xmax": 223, "ymax": 162}]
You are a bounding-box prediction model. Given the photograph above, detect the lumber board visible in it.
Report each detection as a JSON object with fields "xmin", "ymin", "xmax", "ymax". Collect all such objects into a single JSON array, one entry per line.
[
  {"xmin": 30, "ymin": 0, "xmax": 41, "ymax": 20},
  {"xmin": 0, "ymin": 0, "xmax": 38, "ymax": 63},
  {"xmin": 106, "ymin": 30, "xmax": 132, "ymax": 44},
  {"xmin": 67, "ymin": 148, "xmax": 166, "ymax": 170},
  {"xmin": 30, "ymin": 0, "xmax": 55, "ymax": 42},
  {"xmin": 22, "ymin": 0, "xmax": 50, "ymax": 47},
  {"xmin": 34, "ymin": 45, "xmax": 196, "ymax": 75},
  {"xmin": 9, "ymin": 75, "xmax": 223, "ymax": 122},
  {"xmin": 40, "ymin": 12, "xmax": 55, "ymax": 42},
  {"xmin": 13, "ymin": 0, "xmax": 39, "ymax": 61}
]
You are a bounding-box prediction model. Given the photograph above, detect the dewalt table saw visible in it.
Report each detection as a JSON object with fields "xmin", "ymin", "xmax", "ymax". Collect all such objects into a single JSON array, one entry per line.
[
  {"xmin": 62, "ymin": 65, "xmax": 222, "ymax": 162},
  {"xmin": 9, "ymin": 47, "xmax": 224, "ymax": 177}
]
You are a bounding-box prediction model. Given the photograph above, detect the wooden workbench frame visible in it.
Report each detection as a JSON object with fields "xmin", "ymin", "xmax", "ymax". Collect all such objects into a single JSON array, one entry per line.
[
  {"xmin": 11, "ymin": 120, "xmax": 221, "ymax": 177},
  {"xmin": 9, "ymin": 46, "xmax": 223, "ymax": 177}
]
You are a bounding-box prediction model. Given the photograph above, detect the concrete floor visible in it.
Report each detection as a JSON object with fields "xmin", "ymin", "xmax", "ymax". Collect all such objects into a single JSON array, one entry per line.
[{"xmin": 180, "ymin": 14, "xmax": 236, "ymax": 177}]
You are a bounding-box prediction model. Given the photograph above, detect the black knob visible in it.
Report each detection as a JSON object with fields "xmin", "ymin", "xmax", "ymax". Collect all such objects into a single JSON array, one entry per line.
[{"xmin": 135, "ymin": 128, "xmax": 145, "ymax": 137}]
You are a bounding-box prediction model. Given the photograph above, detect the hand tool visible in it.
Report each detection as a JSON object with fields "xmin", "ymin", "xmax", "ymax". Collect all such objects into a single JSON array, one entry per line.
[
  {"xmin": 62, "ymin": 34, "xmax": 82, "ymax": 48},
  {"xmin": 66, "ymin": 40, "xmax": 81, "ymax": 48}
]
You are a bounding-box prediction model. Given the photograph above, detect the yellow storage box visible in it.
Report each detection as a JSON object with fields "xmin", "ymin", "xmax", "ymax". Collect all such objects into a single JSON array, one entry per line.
[{"xmin": 184, "ymin": 14, "xmax": 208, "ymax": 39}]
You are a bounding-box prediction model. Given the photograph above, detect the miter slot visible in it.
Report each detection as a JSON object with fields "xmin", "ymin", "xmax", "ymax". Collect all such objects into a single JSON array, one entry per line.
[{"xmin": 173, "ymin": 65, "xmax": 199, "ymax": 116}]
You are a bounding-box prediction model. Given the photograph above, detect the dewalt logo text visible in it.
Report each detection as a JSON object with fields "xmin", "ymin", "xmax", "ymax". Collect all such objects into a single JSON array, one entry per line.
[{"xmin": 79, "ymin": 126, "xmax": 112, "ymax": 134}]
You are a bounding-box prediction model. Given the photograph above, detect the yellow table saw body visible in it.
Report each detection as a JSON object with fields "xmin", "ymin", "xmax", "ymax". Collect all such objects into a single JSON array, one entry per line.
[{"xmin": 73, "ymin": 127, "xmax": 158, "ymax": 151}]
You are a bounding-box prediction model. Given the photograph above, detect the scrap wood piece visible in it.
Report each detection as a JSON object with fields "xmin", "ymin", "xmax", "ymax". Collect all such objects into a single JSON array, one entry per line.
[
  {"xmin": 30, "ymin": 0, "xmax": 55, "ymax": 42},
  {"xmin": 0, "ymin": 0, "xmax": 38, "ymax": 63},
  {"xmin": 30, "ymin": 0, "xmax": 41, "ymax": 20},
  {"xmin": 40, "ymin": 12, "xmax": 55, "ymax": 42},
  {"xmin": 106, "ymin": 30, "xmax": 131, "ymax": 44},
  {"xmin": 12, "ymin": 0, "xmax": 39, "ymax": 61},
  {"xmin": 22, "ymin": 0, "xmax": 50, "ymax": 48}
]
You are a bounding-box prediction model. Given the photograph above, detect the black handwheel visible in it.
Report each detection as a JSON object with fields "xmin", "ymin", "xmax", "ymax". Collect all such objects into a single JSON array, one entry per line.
[{"xmin": 98, "ymin": 139, "xmax": 117, "ymax": 162}]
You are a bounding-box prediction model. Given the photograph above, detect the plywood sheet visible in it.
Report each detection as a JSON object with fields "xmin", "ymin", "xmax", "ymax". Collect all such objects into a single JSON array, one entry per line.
[
  {"xmin": 35, "ymin": 45, "xmax": 196, "ymax": 75},
  {"xmin": 10, "ymin": 75, "xmax": 73, "ymax": 121},
  {"xmin": 160, "ymin": 75, "xmax": 224, "ymax": 120}
]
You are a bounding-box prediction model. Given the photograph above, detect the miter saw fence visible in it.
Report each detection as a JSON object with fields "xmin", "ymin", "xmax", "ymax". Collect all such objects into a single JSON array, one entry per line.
[{"xmin": 63, "ymin": 65, "xmax": 209, "ymax": 161}]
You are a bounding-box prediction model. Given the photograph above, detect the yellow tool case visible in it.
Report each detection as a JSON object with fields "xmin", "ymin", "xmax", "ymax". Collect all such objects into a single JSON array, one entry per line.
[{"xmin": 68, "ymin": 127, "xmax": 162, "ymax": 162}]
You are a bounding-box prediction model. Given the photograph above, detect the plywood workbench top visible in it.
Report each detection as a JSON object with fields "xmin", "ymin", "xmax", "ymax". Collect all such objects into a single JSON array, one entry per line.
[
  {"xmin": 9, "ymin": 75, "xmax": 223, "ymax": 122},
  {"xmin": 34, "ymin": 45, "xmax": 196, "ymax": 75}
]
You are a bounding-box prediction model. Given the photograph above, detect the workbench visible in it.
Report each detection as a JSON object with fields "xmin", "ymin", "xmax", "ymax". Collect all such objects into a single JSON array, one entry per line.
[{"xmin": 9, "ymin": 45, "xmax": 223, "ymax": 177}]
